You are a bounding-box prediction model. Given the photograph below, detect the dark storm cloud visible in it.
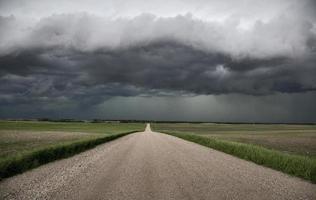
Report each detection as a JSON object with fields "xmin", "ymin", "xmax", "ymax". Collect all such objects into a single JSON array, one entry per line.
[
  {"xmin": 78, "ymin": 42, "xmax": 316, "ymax": 95},
  {"xmin": 0, "ymin": 0, "xmax": 315, "ymax": 121},
  {"xmin": 1, "ymin": 42, "xmax": 315, "ymax": 105}
]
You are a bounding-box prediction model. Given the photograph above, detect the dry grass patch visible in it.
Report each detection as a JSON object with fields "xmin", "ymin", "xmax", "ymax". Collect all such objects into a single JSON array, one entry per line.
[{"xmin": 0, "ymin": 130, "xmax": 99, "ymax": 159}]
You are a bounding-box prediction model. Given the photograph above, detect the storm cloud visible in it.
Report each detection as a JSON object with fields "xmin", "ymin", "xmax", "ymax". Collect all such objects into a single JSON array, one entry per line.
[{"xmin": 0, "ymin": 0, "xmax": 316, "ymax": 121}]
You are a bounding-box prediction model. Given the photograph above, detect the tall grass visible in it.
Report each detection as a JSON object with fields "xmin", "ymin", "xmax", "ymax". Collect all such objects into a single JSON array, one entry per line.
[
  {"xmin": 0, "ymin": 131, "xmax": 136, "ymax": 180},
  {"xmin": 163, "ymin": 131, "xmax": 316, "ymax": 183}
]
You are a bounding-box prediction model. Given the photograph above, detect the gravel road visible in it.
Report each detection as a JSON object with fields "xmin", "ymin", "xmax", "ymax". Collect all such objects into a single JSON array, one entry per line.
[{"xmin": 1, "ymin": 124, "xmax": 315, "ymax": 200}]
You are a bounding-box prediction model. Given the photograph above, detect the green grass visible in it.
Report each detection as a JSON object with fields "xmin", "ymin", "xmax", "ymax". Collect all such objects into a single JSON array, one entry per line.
[
  {"xmin": 0, "ymin": 121, "xmax": 144, "ymax": 179},
  {"xmin": 0, "ymin": 121, "xmax": 144, "ymax": 159},
  {"xmin": 0, "ymin": 131, "xmax": 137, "ymax": 179},
  {"xmin": 152, "ymin": 123, "xmax": 316, "ymax": 157},
  {"xmin": 0, "ymin": 120, "xmax": 142, "ymax": 134},
  {"xmin": 152, "ymin": 123, "xmax": 316, "ymax": 183},
  {"xmin": 161, "ymin": 131, "xmax": 316, "ymax": 183}
]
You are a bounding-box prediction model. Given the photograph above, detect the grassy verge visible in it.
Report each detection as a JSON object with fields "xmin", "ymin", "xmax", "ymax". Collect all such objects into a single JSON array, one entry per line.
[
  {"xmin": 0, "ymin": 121, "xmax": 144, "ymax": 159},
  {"xmin": 0, "ymin": 121, "xmax": 143, "ymax": 134},
  {"xmin": 0, "ymin": 131, "xmax": 136, "ymax": 180},
  {"xmin": 152, "ymin": 123, "xmax": 316, "ymax": 157},
  {"xmin": 162, "ymin": 131, "xmax": 316, "ymax": 183}
]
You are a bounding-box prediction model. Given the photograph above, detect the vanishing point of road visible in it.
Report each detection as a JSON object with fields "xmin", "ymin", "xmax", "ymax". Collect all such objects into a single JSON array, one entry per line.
[{"xmin": 1, "ymin": 124, "xmax": 315, "ymax": 200}]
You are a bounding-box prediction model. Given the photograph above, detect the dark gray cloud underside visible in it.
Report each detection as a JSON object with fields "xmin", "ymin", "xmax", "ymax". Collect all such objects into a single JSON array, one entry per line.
[
  {"xmin": 0, "ymin": 0, "xmax": 315, "ymax": 122},
  {"xmin": 1, "ymin": 43, "xmax": 315, "ymax": 107}
]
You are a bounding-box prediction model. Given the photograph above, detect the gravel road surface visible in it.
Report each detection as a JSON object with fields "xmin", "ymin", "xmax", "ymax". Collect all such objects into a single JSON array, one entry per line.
[{"xmin": 1, "ymin": 124, "xmax": 315, "ymax": 200}]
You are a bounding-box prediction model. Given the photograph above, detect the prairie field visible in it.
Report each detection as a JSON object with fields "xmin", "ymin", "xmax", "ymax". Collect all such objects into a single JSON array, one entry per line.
[
  {"xmin": 0, "ymin": 121, "xmax": 144, "ymax": 160},
  {"xmin": 152, "ymin": 123, "xmax": 316, "ymax": 157},
  {"xmin": 0, "ymin": 121, "xmax": 144, "ymax": 178},
  {"xmin": 152, "ymin": 123, "xmax": 316, "ymax": 182}
]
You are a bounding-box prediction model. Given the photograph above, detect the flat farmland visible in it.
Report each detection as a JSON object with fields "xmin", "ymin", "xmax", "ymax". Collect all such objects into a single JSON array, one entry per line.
[
  {"xmin": 0, "ymin": 130, "xmax": 100, "ymax": 159},
  {"xmin": 0, "ymin": 121, "xmax": 144, "ymax": 160},
  {"xmin": 152, "ymin": 123, "xmax": 316, "ymax": 157},
  {"xmin": 0, "ymin": 120, "xmax": 143, "ymax": 134},
  {"xmin": 0, "ymin": 121, "xmax": 144, "ymax": 178}
]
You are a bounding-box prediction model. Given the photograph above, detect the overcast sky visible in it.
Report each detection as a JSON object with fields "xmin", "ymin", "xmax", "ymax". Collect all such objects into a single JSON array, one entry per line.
[{"xmin": 0, "ymin": 0, "xmax": 315, "ymax": 122}]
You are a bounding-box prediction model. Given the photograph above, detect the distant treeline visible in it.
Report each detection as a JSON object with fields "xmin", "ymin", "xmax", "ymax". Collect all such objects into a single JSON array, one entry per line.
[{"xmin": 1, "ymin": 118, "xmax": 315, "ymax": 125}]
